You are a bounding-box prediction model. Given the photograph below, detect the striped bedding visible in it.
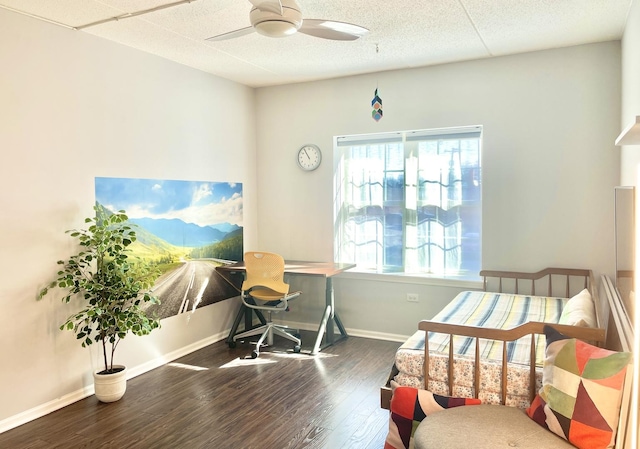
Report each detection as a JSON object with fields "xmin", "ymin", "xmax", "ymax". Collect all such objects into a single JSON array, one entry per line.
[{"xmin": 391, "ymin": 290, "xmax": 568, "ymax": 408}]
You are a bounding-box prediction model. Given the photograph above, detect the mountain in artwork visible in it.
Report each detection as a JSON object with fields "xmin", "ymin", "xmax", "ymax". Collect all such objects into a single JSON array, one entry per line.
[{"xmin": 129, "ymin": 217, "xmax": 241, "ymax": 248}]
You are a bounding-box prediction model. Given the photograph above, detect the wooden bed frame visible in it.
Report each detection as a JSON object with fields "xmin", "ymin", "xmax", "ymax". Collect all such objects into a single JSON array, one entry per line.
[
  {"xmin": 381, "ymin": 268, "xmax": 635, "ymax": 448},
  {"xmin": 380, "ymin": 267, "xmax": 606, "ymax": 410}
]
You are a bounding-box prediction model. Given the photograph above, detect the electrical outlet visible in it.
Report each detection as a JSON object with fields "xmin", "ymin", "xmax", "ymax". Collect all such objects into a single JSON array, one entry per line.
[{"xmin": 407, "ymin": 293, "xmax": 419, "ymax": 303}]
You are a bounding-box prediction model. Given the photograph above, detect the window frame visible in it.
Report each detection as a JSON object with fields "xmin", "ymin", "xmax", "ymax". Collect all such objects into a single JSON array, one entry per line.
[{"xmin": 333, "ymin": 125, "xmax": 482, "ymax": 280}]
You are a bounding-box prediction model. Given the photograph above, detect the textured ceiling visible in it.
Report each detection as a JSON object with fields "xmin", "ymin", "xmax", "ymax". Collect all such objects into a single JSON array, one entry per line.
[{"xmin": 0, "ymin": 0, "xmax": 632, "ymax": 87}]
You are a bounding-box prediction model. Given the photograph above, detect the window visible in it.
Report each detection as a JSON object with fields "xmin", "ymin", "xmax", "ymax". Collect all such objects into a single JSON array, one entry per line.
[{"xmin": 334, "ymin": 126, "xmax": 482, "ymax": 277}]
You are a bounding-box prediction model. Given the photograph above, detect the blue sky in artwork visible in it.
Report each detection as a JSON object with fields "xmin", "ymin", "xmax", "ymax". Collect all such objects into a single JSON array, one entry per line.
[{"xmin": 95, "ymin": 177, "xmax": 243, "ymax": 227}]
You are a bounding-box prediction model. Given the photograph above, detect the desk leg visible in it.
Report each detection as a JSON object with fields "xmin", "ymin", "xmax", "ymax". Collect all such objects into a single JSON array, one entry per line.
[
  {"xmin": 312, "ymin": 304, "xmax": 331, "ymax": 355},
  {"xmin": 312, "ymin": 276, "xmax": 348, "ymax": 354},
  {"xmin": 333, "ymin": 311, "xmax": 347, "ymax": 336},
  {"xmin": 226, "ymin": 303, "xmax": 267, "ymax": 346}
]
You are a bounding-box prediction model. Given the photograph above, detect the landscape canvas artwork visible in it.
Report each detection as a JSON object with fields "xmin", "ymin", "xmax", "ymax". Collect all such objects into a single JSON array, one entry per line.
[{"xmin": 95, "ymin": 177, "xmax": 243, "ymax": 320}]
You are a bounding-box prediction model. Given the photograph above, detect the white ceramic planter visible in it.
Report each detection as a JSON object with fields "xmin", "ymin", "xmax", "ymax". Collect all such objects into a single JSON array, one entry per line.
[{"xmin": 93, "ymin": 365, "xmax": 127, "ymax": 403}]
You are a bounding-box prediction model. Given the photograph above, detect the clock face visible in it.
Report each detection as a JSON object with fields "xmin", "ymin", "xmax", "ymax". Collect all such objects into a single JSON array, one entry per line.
[{"xmin": 297, "ymin": 144, "xmax": 322, "ymax": 171}]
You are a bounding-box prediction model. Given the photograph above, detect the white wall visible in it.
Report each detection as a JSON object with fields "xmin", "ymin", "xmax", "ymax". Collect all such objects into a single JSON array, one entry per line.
[
  {"xmin": 620, "ymin": 0, "xmax": 640, "ymax": 184},
  {"xmin": 0, "ymin": 9, "xmax": 256, "ymax": 428},
  {"xmin": 255, "ymin": 42, "xmax": 621, "ymax": 338}
]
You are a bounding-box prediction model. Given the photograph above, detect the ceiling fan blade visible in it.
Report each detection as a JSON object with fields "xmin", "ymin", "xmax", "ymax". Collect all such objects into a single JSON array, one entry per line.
[
  {"xmin": 206, "ymin": 26, "xmax": 256, "ymax": 42},
  {"xmin": 248, "ymin": 0, "xmax": 283, "ymax": 15},
  {"xmin": 298, "ymin": 19, "xmax": 369, "ymax": 41}
]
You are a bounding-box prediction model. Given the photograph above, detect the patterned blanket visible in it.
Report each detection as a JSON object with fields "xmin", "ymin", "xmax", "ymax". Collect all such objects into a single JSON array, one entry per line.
[
  {"xmin": 392, "ymin": 291, "xmax": 568, "ymax": 407},
  {"xmin": 424, "ymin": 291, "xmax": 566, "ymax": 364}
]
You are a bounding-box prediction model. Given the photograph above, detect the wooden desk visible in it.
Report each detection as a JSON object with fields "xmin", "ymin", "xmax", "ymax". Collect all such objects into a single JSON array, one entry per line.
[{"xmin": 216, "ymin": 260, "xmax": 355, "ymax": 354}]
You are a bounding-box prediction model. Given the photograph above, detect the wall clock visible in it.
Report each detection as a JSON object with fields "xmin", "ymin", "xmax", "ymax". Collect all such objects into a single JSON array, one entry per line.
[{"xmin": 297, "ymin": 144, "xmax": 322, "ymax": 171}]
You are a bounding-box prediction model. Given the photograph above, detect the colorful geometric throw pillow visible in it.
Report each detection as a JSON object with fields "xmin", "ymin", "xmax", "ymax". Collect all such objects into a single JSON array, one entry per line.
[
  {"xmin": 526, "ymin": 325, "xmax": 632, "ymax": 449},
  {"xmin": 384, "ymin": 386, "xmax": 481, "ymax": 449}
]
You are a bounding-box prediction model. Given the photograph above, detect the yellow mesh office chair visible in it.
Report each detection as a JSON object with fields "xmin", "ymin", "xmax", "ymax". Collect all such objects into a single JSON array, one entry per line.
[{"xmin": 233, "ymin": 251, "xmax": 301, "ymax": 358}]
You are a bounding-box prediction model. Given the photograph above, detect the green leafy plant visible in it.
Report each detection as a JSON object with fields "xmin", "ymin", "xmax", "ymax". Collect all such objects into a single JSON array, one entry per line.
[{"xmin": 39, "ymin": 205, "xmax": 160, "ymax": 374}]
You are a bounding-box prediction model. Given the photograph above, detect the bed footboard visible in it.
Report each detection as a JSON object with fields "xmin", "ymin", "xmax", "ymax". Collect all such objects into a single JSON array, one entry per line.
[{"xmin": 420, "ymin": 321, "xmax": 605, "ymax": 405}]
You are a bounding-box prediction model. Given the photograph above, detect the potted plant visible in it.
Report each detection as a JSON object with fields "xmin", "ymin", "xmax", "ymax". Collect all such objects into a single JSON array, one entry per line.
[{"xmin": 39, "ymin": 205, "xmax": 161, "ymax": 402}]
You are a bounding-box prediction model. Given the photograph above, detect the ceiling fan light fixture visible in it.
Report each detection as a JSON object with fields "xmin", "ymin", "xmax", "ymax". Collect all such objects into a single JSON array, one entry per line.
[
  {"xmin": 254, "ymin": 20, "xmax": 299, "ymax": 37},
  {"xmin": 250, "ymin": 0, "xmax": 302, "ymax": 38}
]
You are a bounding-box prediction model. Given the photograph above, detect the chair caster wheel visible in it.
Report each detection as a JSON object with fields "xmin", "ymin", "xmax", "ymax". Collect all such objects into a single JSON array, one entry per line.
[
  {"xmin": 251, "ymin": 350, "xmax": 259, "ymax": 359},
  {"xmin": 228, "ymin": 341, "xmax": 236, "ymax": 348},
  {"xmin": 293, "ymin": 345, "xmax": 301, "ymax": 353}
]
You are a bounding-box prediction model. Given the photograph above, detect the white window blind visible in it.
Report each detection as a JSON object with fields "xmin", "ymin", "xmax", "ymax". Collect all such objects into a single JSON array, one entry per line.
[{"xmin": 334, "ymin": 126, "xmax": 482, "ymax": 276}]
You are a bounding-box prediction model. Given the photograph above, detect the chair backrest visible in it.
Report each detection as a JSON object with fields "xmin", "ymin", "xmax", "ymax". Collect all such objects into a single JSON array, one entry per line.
[{"xmin": 242, "ymin": 251, "xmax": 290, "ymax": 295}]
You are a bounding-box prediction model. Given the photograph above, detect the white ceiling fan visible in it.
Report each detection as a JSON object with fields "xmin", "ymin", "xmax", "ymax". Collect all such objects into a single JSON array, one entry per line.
[{"xmin": 206, "ymin": 0, "xmax": 369, "ymax": 42}]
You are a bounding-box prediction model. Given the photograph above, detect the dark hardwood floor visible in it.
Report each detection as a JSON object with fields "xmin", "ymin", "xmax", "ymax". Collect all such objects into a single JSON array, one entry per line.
[{"xmin": 0, "ymin": 331, "xmax": 399, "ymax": 448}]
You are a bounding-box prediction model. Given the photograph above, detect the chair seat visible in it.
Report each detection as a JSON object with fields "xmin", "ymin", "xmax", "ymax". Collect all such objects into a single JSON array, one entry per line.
[
  {"xmin": 250, "ymin": 287, "xmax": 285, "ymax": 301},
  {"xmin": 413, "ymin": 404, "xmax": 575, "ymax": 449}
]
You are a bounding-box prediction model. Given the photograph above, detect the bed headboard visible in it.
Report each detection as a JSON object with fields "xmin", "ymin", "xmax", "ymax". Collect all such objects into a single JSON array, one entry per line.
[
  {"xmin": 480, "ymin": 268, "xmax": 604, "ymax": 329},
  {"xmin": 480, "ymin": 267, "xmax": 591, "ymax": 296}
]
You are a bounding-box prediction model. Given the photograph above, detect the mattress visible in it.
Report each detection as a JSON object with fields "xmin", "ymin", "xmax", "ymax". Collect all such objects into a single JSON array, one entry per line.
[{"xmin": 392, "ymin": 290, "xmax": 568, "ymax": 408}]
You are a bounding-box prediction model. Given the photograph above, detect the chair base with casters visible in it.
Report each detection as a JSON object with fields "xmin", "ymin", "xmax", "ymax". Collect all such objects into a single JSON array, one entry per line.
[
  {"xmin": 232, "ymin": 306, "xmax": 301, "ymax": 359},
  {"xmin": 234, "ymin": 252, "xmax": 303, "ymax": 358}
]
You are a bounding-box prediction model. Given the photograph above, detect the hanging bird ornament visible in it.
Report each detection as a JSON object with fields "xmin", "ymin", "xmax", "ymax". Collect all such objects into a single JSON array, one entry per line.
[
  {"xmin": 371, "ymin": 44, "xmax": 383, "ymax": 121},
  {"xmin": 371, "ymin": 88, "xmax": 383, "ymax": 122}
]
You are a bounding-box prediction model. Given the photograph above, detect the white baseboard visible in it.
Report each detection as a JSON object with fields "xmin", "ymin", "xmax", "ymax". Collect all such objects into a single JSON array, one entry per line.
[
  {"xmin": 0, "ymin": 330, "xmax": 228, "ymax": 435},
  {"xmin": 0, "ymin": 386, "xmax": 94, "ymax": 435},
  {"xmin": 347, "ymin": 329, "xmax": 409, "ymax": 343},
  {"xmin": 272, "ymin": 318, "xmax": 409, "ymax": 343},
  {"xmin": 0, "ymin": 326, "xmax": 403, "ymax": 434},
  {"xmin": 125, "ymin": 330, "xmax": 228, "ymax": 379}
]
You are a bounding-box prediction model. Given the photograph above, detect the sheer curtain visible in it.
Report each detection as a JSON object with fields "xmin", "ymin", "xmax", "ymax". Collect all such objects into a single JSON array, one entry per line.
[
  {"xmin": 334, "ymin": 128, "xmax": 481, "ymax": 276},
  {"xmin": 409, "ymin": 139, "xmax": 463, "ymax": 274},
  {"xmin": 334, "ymin": 142, "xmax": 395, "ymax": 270}
]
